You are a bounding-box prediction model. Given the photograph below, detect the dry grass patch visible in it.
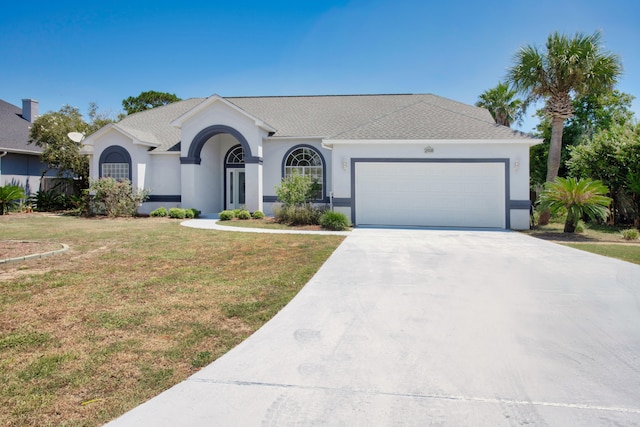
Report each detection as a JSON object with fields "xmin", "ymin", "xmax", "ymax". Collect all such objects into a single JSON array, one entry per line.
[{"xmin": 0, "ymin": 213, "xmax": 344, "ymax": 426}]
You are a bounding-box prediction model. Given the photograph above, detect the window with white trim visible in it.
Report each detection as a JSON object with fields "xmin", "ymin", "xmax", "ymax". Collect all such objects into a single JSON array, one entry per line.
[{"xmin": 285, "ymin": 147, "xmax": 323, "ymax": 199}]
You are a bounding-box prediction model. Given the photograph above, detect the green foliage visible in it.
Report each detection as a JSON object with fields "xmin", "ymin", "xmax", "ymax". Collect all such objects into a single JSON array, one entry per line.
[
  {"xmin": 89, "ymin": 178, "xmax": 149, "ymax": 217},
  {"xmin": 251, "ymin": 210, "xmax": 265, "ymax": 219},
  {"xmin": 30, "ymin": 189, "xmax": 72, "ymax": 212},
  {"xmin": 150, "ymin": 207, "xmax": 168, "ymax": 217},
  {"xmin": 168, "ymin": 208, "xmax": 186, "ymax": 219},
  {"xmin": 622, "ymin": 229, "xmax": 639, "ymax": 241},
  {"xmin": 319, "ymin": 211, "xmax": 351, "ymax": 231},
  {"xmin": 475, "ymin": 81, "xmax": 523, "ymax": 127},
  {"xmin": 508, "ymin": 30, "xmax": 622, "ymax": 185},
  {"xmin": 275, "ymin": 171, "xmax": 319, "ymax": 206},
  {"xmin": 184, "ymin": 209, "xmax": 195, "ymax": 219},
  {"xmin": 537, "ymin": 177, "xmax": 612, "ymax": 233},
  {"xmin": 219, "ymin": 210, "xmax": 235, "ymax": 221},
  {"xmin": 191, "ymin": 351, "xmax": 213, "ymax": 369},
  {"xmin": 188, "ymin": 208, "xmax": 201, "ymax": 218},
  {"xmin": 274, "ymin": 203, "xmax": 324, "ymax": 226},
  {"xmin": 0, "ymin": 185, "xmax": 26, "ymax": 215},
  {"xmin": 29, "ymin": 104, "xmax": 114, "ymax": 187},
  {"xmin": 122, "ymin": 90, "xmax": 181, "ymax": 115},
  {"xmin": 237, "ymin": 210, "xmax": 251, "ymax": 220}
]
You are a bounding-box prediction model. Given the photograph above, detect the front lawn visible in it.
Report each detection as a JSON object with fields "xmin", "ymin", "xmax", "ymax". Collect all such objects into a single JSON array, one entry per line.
[{"xmin": 0, "ymin": 214, "xmax": 344, "ymax": 426}]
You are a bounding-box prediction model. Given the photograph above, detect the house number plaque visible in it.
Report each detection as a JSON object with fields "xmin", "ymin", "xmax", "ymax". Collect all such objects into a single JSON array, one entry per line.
[{"xmin": 424, "ymin": 146, "xmax": 434, "ymax": 153}]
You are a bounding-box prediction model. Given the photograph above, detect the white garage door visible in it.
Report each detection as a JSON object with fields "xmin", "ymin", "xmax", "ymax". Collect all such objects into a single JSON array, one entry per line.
[{"xmin": 355, "ymin": 162, "xmax": 506, "ymax": 228}]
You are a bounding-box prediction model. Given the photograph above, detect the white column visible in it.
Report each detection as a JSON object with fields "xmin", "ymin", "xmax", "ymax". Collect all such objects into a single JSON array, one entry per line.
[{"xmin": 244, "ymin": 162, "xmax": 263, "ymax": 213}]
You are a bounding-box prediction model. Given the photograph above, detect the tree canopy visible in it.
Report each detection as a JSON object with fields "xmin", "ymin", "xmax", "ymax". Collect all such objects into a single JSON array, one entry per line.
[
  {"xmin": 29, "ymin": 104, "xmax": 114, "ymax": 188},
  {"xmin": 475, "ymin": 81, "xmax": 523, "ymax": 127},
  {"xmin": 122, "ymin": 90, "xmax": 181, "ymax": 115}
]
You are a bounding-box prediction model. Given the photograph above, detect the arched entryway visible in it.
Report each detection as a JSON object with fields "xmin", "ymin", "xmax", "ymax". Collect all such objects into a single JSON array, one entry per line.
[{"xmin": 224, "ymin": 145, "xmax": 245, "ymax": 210}]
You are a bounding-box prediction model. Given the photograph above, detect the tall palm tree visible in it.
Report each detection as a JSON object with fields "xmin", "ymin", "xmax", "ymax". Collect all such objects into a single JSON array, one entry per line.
[
  {"xmin": 508, "ymin": 31, "xmax": 621, "ymax": 223},
  {"xmin": 475, "ymin": 81, "xmax": 523, "ymax": 127}
]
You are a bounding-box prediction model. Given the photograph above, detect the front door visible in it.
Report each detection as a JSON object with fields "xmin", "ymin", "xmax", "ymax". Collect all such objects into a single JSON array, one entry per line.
[{"xmin": 226, "ymin": 168, "xmax": 245, "ymax": 210}]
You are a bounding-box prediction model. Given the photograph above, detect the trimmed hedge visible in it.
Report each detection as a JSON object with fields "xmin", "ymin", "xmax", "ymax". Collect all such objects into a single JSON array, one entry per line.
[{"xmin": 319, "ymin": 211, "xmax": 351, "ymax": 231}]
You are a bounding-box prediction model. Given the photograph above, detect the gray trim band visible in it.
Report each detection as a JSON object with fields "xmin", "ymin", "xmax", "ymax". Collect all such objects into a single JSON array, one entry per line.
[
  {"xmin": 332, "ymin": 197, "xmax": 351, "ymax": 207},
  {"xmin": 181, "ymin": 124, "xmax": 262, "ymax": 165},
  {"xmin": 263, "ymin": 196, "xmax": 278, "ymax": 203},
  {"xmin": 509, "ymin": 200, "xmax": 531, "ymax": 210},
  {"xmin": 147, "ymin": 195, "xmax": 182, "ymax": 203}
]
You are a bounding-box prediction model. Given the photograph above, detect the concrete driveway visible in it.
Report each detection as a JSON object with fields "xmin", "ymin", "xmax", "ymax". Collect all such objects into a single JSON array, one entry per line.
[{"xmin": 106, "ymin": 228, "xmax": 640, "ymax": 426}]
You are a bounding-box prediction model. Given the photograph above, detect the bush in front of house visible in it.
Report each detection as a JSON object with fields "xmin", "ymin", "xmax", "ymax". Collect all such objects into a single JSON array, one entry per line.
[
  {"xmin": 319, "ymin": 211, "xmax": 351, "ymax": 231},
  {"xmin": 150, "ymin": 207, "xmax": 168, "ymax": 217},
  {"xmin": 622, "ymin": 229, "xmax": 639, "ymax": 240},
  {"xmin": 237, "ymin": 209, "xmax": 251, "ymax": 220},
  {"xmin": 89, "ymin": 178, "xmax": 149, "ymax": 217},
  {"xmin": 274, "ymin": 203, "xmax": 324, "ymax": 226},
  {"xmin": 188, "ymin": 208, "xmax": 201, "ymax": 218},
  {"xmin": 219, "ymin": 210, "xmax": 235, "ymax": 221},
  {"xmin": 168, "ymin": 208, "xmax": 186, "ymax": 219},
  {"xmin": 251, "ymin": 210, "xmax": 265, "ymax": 219},
  {"xmin": 184, "ymin": 209, "xmax": 195, "ymax": 219}
]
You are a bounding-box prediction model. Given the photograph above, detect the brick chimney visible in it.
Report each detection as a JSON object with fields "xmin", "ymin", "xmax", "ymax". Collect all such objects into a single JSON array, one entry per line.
[{"xmin": 22, "ymin": 99, "xmax": 39, "ymax": 123}]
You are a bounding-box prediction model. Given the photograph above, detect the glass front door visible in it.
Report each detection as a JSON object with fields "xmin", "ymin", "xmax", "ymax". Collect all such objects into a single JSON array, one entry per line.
[{"xmin": 226, "ymin": 168, "xmax": 245, "ymax": 210}]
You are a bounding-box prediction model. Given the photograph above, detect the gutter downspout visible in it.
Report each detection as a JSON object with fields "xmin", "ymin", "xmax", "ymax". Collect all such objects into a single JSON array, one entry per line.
[{"xmin": 0, "ymin": 151, "xmax": 7, "ymax": 185}]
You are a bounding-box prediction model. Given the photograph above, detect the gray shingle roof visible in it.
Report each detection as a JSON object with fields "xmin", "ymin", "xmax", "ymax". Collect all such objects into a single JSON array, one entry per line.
[
  {"xmin": 0, "ymin": 99, "xmax": 42, "ymax": 154},
  {"xmin": 105, "ymin": 94, "xmax": 537, "ymax": 152}
]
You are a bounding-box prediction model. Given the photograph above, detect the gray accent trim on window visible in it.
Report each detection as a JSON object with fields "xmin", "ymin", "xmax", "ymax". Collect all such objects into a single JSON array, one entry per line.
[
  {"xmin": 509, "ymin": 200, "xmax": 531, "ymax": 210},
  {"xmin": 147, "ymin": 195, "xmax": 181, "ymax": 203},
  {"xmin": 350, "ymin": 158, "xmax": 511, "ymax": 229},
  {"xmin": 281, "ymin": 144, "xmax": 326, "ymax": 201},
  {"xmin": 332, "ymin": 197, "xmax": 352, "ymax": 207},
  {"xmin": 99, "ymin": 145, "xmax": 132, "ymax": 181},
  {"xmin": 181, "ymin": 125, "xmax": 262, "ymax": 165},
  {"xmin": 263, "ymin": 196, "xmax": 278, "ymax": 203}
]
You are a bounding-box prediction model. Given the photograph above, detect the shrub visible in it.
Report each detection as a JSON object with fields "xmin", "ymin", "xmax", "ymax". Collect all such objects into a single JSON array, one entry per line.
[
  {"xmin": 184, "ymin": 209, "xmax": 195, "ymax": 219},
  {"xmin": 275, "ymin": 171, "xmax": 319, "ymax": 206},
  {"xmin": 89, "ymin": 178, "xmax": 149, "ymax": 217},
  {"xmin": 188, "ymin": 208, "xmax": 201, "ymax": 218},
  {"xmin": 232, "ymin": 208, "xmax": 242, "ymax": 217},
  {"xmin": 0, "ymin": 185, "xmax": 27, "ymax": 215},
  {"xmin": 30, "ymin": 189, "xmax": 72, "ymax": 212},
  {"xmin": 150, "ymin": 207, "xmax": 168, "ymax": 217},
  {"xmin": 274, "ymin": 203, "xmax": 323, "ymax": 226},
  {"xmin": 319, "ymin": 211, "xmax": 351, "ymax": 231},
  {"xmin": 251, "ymin": 210, "xmax": 265, "ymax": 219},
  {"xmin": 237, "ymin": 209, "xmax": 251, "ymax": 220},
  {"xmin": 168, "ymin": 208, "xmax": 186, "ymax": 219},
  {"xmin": 219, "ymin": 210, "xmax": 235, "ymax": 221},
  {"xmin": 622, "ymin": 229, "xmax": 639, "ymax": 241}
]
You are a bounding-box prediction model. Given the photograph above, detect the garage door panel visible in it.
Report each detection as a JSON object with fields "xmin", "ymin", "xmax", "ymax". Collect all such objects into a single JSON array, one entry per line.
[{"xmin": 355, "ymin": 162, "xmax": 505, "ymax": 228}]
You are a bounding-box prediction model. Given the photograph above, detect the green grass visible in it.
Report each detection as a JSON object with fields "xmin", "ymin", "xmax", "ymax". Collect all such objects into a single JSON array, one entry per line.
[
  {"xmin": 0, "ymin": 214, "xmax": 344, "ymax": 426},
  {"xmin": 564, "ymin": 243, "xmax": 640, "ymax": 265}
]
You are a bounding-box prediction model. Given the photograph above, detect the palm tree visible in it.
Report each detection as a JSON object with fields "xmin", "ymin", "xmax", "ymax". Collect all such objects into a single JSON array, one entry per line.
[
  {"xmin": 537, "ymin": 177, "xmax": 611, "ymax": 233},
  {"xmin": 475, "ymin": 81, "xmax": 523, "ymax": 127},
  {"xmin": 0, "ymin": 185, "xmax": 27, "ymax": 215},
  {"xmin": 508, "ymin": 31, "xmax": 621, "ymax": 224}
]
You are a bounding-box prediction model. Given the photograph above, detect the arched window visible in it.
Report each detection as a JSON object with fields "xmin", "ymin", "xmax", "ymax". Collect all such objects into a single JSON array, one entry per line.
[
  {"xmin": 225, "ymin": 145, "xmax": 245, "ymax": 165},
  {"xmin": 99, "ymin": 145, "xmax": 131, "ymax": 181},
  {"xmin": 284, "ymin": 146, "xmax": 324, "ymax": 200}
]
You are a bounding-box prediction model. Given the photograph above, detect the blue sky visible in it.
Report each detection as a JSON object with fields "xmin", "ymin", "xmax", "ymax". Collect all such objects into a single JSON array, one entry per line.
[{"xmin": 2, "ymin": 0, "xmax": 638, "ymax": 133}]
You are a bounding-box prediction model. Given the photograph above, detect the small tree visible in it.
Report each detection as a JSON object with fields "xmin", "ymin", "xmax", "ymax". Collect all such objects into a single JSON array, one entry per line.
[
  {"xmin": 537, "ymin": 177, "xmax": 611, "ymax": 233},
  {"xmin": 89, "ymin": 178, "xmax": 149, "ymax": 217},
  {"xmin": 0, "ymin": 185, "xmax": 26, "ymax": 215},
  {"xmin": 274, "ymin": 171, "xmax": 319, "ymax": 206}
]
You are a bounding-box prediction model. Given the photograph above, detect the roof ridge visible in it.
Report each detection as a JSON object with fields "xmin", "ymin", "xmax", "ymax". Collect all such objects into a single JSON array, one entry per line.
[{"xmin": 225, "ymin": 93, "xmax": 429, "ymax": 100}]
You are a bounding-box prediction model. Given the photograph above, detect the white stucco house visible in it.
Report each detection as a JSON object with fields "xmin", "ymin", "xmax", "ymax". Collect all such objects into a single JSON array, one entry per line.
[{"xmin": 81, "ymin": 93, "xmax": 541, "ymax": 229}]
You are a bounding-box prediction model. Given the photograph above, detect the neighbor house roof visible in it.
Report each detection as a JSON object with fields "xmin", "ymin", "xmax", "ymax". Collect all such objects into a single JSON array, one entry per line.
[
  {"xmin": 104, "ymin": 94, "xmax": 537, "ymax": 152},
  {"xmin": 0, "ymin": 99, "xmax": 42, "ymax": 154}
]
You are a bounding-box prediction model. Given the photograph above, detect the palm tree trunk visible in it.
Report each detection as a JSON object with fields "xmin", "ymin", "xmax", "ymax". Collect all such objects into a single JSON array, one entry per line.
[{"xmin": 538, "ymin": 115, "xmax": 566, "ymax": 225}]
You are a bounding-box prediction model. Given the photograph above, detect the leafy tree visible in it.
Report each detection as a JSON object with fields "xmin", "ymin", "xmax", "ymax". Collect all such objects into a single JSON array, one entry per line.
[
  {"xmin": 508, "ymin": 31, "xmax": 621, "ymax": 223},
  {"xmin": 0, "ymin": 184, "xmax": 26, "ymax": 214},
  {"xmin": 122, "ymin": 90, "xmax": 181, "ymax": 115},
  {"xmin": 29, "ymin": 104, "xmax": 114, "ymax": 189},
  {"xmin": 275, "ymin": 171, "xmax": 320, "ymax": 206},
  {"xmin": 475, "ymin": 81, "xmax": 524, "ymax": 127},
  {"xmin": 568, "ymin": 122, "xmax": 640, "ymax": 224},
  {"xmin": 537, "ymin": 177, "xmax": 611, "ymax": 233}
]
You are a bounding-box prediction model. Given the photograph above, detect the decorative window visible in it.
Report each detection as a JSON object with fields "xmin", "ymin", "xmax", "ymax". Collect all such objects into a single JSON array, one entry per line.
[
  {"xmin": 284, "ymin": 146, "xmax": 324, "ymax": 200},
  {"xmin": 225, "ymin": 145, "xmax": 245, "ymax": 165},
  {"xmin": 102, "ymin": 163, "xmax": 130, "ymax": 181},
  {"xmin": 99, "ymin": 145, "xmax": 132, "ymax": 181}
]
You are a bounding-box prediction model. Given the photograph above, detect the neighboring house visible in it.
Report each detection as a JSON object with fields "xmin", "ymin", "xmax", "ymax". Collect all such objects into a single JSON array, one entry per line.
[
  {"xmin": 81, "ymin": 93, "xmax": 541, "ymax": 229},
  {"xmin": 0, "ymin": 98, "xmax": 56, "ymax": 194}
]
